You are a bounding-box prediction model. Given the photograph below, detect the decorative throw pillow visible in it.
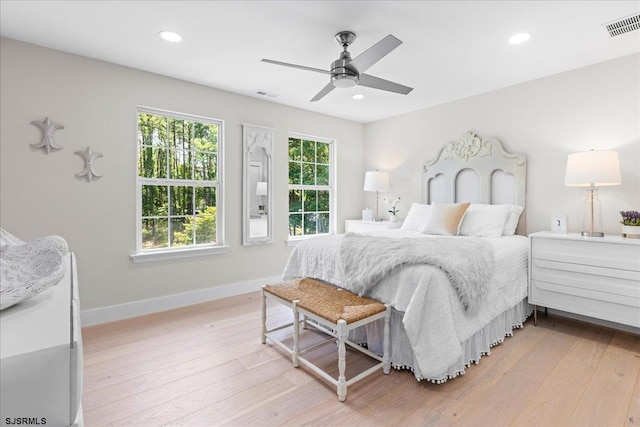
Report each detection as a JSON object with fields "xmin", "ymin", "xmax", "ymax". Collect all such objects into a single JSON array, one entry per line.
[
  {"xmin": 421, "ymin": 202, "xmax": 470, "ymax": 236},
  {"xmin": 459, "ymin": 204, "xmax": 511, "ymax": 238},
  {"xmin": 401, "ymin": 203, "xmax": 432, "ymax": 232},
  {"xmin": 502, "ymin": 205, "xmax": 524, "ymax": 236}
]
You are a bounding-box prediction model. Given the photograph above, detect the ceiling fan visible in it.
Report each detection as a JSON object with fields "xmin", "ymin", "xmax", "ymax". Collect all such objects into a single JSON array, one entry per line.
[{"xmin": 261, "ymin": 31, "xmax": 413, "ymax": 102}]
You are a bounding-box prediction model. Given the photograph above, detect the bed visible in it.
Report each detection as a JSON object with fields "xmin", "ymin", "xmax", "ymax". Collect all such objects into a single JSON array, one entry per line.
[{"xmin": 283, "ymin": 131, "xmax": 531, "ymax": 383}]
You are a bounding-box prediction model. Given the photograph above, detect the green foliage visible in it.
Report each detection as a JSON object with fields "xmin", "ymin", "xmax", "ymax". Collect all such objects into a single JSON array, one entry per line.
[
  {"xmin": 287, "ymin": 136, "xmax": 332, "ymax": 237},
  {"xmin": 172, "ymin": 207, "xmax": 217, "ymax": 246},
  {"xmin": 138, "ymin": 112, "xmax": 219, "ymax": 249}
]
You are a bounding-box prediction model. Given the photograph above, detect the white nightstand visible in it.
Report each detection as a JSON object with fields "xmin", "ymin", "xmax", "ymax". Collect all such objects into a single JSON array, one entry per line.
[
  {"xmin": 345, "ymin": 219, "xmax": 402, "ymax": 233},
  {"xmin": 528, "ymin": 231, "xmax": 640, "ymax": 328}
]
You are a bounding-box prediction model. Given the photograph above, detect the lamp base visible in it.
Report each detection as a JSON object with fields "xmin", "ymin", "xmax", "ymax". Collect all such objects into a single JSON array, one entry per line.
[
  {"xmin": 581, "ymin": 231, "xmax": 604, "ymax": 237},
  {"xmin": 581, "ymin": 187, "xmax": 604, "ymax": 239}
]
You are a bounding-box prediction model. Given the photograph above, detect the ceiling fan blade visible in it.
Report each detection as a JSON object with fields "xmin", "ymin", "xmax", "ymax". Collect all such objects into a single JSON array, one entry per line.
[
  {"xmin": 358, "ymin": 74, "xmax": 413, "ymax": 95},
  {"xmin": 310, "ymin": 82, "xmax": 336, "ymax": 102},
  {"xmin": 261, "ymin": 59, "xmax": 331, "ymax": 75},
  {"xmin": 349, "ymin": 34, "xmax": 402, "ymax": 73}
]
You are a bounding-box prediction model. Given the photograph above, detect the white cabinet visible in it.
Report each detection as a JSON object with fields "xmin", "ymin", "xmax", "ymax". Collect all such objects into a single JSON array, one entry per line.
[
  {"xmin": 1, "ymin": 253, "xmax": 83, "ymax": 427},
  {"xmin": 529, "ymin": 232, "xmax": 640, "ymax": 328},
  {"xmin": 345, "ymin": 220, "xmax": 402, "ymax": 233}
]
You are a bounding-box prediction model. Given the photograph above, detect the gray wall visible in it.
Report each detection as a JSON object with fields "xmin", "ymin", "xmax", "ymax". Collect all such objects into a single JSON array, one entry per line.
[
  {"xmin": 0, "ymin": 37, "xmax": 365, "ymax": 313},
  {"xmin": 364, "ymin": 54, "xmax": 640, "ymax": 235},
  {"xmin": 2, "ymin": 36, "xmax": 638, "ymax": 318}
]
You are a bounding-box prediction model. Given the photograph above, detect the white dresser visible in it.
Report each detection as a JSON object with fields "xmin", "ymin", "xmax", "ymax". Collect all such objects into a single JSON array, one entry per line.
[
  {"xmin": 529, "ymin": 232, "xmax": 640, "ymax": 328},
  {"xmin": 345, "ymin": 219, "xmax": 402, "ymax": 233},
  {"xmin": 0, "ymin": 253, "xmax": 83, "ymax": 427}
]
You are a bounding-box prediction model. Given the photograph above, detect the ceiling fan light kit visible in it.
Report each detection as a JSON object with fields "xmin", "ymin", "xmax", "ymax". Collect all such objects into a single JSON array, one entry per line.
[{"xmin": 262, "ymin": 30, "xmax": 413, "ymax": 102}]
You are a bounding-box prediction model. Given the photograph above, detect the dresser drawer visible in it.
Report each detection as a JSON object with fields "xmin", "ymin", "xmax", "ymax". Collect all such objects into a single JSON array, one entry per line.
[
  {"xmin": 530, "ymin": 279, "xmax": 640, "ymax": 327},
  {"xmin": 532, "ymin": 258, "xmax": 640, "ymax": 301},
  {"xmin": 528, "ymin": 232, "xmax": 640, "ymax": 329},
  {"xmin": 532, "ymin": 267, "xmax": 639, "ymax": 306},
  {"xmin": 532, "ymin": 237, "xmax": 640, "ymax": 271}
]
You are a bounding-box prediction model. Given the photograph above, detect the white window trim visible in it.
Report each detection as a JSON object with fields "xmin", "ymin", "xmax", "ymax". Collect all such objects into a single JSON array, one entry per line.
[
  {"xmin": 130, "ymin": 245, "xmax": 229, "ymax": 263},
  {"xmin": 287, "ymin": 132, "xmax": 337, "ymax": 242},
  {"xmin": 131, "ymin": 106, "xmax": 225, "ymax": 262}
]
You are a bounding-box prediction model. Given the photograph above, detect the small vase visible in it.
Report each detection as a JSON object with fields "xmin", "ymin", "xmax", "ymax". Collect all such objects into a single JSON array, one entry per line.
[
  {"xmin": 622, "ymin": 225, "xmax": 640, "ymax": 239},
  {"xmin": 389, "ymin": 214, "xmax": 397, "ymax": 223}
]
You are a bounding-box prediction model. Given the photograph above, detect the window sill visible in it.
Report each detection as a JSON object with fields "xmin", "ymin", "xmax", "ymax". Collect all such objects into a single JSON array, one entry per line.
[{"xmin": 130, "ymin": 245, "xmax": 230, "ymax": 263}]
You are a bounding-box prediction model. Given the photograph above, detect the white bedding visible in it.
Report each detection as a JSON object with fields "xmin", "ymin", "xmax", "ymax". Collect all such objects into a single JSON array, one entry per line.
[{"xmin": 283, "ymin": 229, "xmax": 531, "ymax": 383}]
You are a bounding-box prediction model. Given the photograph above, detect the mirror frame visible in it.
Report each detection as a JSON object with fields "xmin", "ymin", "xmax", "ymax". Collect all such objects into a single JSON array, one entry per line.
[{"xmin": 242, "ymin": 124, "xmax": 274, "ymax": 246}]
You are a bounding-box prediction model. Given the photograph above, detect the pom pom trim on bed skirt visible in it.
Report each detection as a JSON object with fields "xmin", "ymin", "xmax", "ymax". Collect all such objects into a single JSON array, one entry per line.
[{"xmin": 391, "ymin": 300, "xmax": 533, "ymax": 384}]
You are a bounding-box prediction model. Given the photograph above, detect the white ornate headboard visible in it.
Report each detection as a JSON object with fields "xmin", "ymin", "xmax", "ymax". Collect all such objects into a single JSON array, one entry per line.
[{"xmin": 422, "ymin": 131, "xmax": 527, "ymax": 234}]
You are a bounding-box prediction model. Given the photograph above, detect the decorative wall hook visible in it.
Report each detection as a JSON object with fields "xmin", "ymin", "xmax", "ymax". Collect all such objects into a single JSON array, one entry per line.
[
  {"xmin": 74, "ymin": 147, "xmax": 103, "ymax": 182},
  {"xmin": 30, "ymin": 117, "xmax": 64, "ymax": 153}
]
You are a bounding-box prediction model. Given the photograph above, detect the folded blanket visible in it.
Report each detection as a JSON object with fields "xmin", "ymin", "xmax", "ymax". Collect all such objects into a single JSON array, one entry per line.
[{"xmin": 339, "ymin": 233, "xmax": 495, "ymax": 311}]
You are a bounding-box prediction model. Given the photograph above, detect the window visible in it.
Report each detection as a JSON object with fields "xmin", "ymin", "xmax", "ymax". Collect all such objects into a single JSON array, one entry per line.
[
  {"xmin": 288, "ymin": 133, "xmax": 334, "ymax": 238},
  {"xmin": 135, "ymin": 108, "xmax": 224, "ymax": 257}
]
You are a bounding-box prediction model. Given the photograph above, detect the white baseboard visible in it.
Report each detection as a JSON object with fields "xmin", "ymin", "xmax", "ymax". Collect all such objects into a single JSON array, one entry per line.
[{"xmin": 80, "ymin": 275, "xmax": 283, "ymax": 327}]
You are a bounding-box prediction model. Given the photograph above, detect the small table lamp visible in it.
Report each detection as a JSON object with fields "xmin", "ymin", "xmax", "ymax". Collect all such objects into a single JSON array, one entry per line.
[
  {"xmin": 564, "ymin": 150, "xmax": 621, "ymax": 237},
  {"xmin": 364, "ymin": 171, "xmax": 389, "ymax": 221},
  {"xmin": 256, "ymin": 181, "xmax": 268, "ymax": 214}
]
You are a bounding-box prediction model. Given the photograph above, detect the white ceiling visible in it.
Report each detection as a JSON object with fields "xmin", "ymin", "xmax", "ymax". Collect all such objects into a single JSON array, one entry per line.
[{"xmin": 1, "ymin": 1, "xmax": 639, "ymax": 123}]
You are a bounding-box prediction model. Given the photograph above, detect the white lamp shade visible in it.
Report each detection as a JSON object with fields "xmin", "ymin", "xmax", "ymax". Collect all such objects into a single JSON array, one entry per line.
[
  {"xmin": 256, "ymin": 181, "xmax": 268, "ymax": 196},
  {"xmin": 564, "ymin": 150, "xmax": 621, "ymax": 187},
  {"xmin": 363, "ymin": 171, "xmax": 389, "ymax": 192}
]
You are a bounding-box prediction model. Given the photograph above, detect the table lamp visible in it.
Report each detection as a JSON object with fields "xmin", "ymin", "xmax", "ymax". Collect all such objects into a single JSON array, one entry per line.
[
  {"xmin": 364, "ymin": 171, "xmax": 389, "ymax": 221},
  {"xmin": 564, "ymin": 150, "xmax": 621, "ymax": 237}
]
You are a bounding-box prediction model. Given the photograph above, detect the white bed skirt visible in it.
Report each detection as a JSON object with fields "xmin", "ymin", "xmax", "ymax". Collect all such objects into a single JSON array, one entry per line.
[{"xmin": 353, "ymin": 299, "xmax": 533, "ymax": 383}]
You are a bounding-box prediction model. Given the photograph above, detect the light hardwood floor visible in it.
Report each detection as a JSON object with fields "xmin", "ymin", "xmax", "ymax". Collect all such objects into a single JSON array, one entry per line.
[{"xmin": 82, "ymin": 292, "xmax": 640, "ymax": 427}]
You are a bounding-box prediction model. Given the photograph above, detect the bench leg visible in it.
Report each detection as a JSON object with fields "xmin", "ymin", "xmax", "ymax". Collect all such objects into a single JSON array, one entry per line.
[
  {"xmin": 337, "ymin": 319, "xmax": 347, "ymax": 401},
  {"xmin": 383, "ymin": 304, "xmax": 391, "ymax": 374},
  {"xmin": 292, "ymin": 300, "xmax": 300, "ymax": 368},
  {"xmin": 261, "ymin": 286, "xmax": 267, "ymax": 344}
]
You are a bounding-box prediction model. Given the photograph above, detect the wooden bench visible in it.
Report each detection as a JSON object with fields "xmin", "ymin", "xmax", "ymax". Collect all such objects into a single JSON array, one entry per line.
[{"xmin": 261, "ymin": 277, "xmax": 390, "ymax": 401}]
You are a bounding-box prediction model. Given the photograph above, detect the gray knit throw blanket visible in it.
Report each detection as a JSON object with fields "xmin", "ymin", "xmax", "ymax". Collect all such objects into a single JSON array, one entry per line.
[{"xmin": 338, "ymin": 233, "xmax": 495, "ymax": 311}]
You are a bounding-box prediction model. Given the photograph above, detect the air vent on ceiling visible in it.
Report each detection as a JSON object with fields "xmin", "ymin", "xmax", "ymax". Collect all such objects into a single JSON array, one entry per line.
[
  {"xmin": 255, "ymin": 90, "xmax": 278, "ymax": 98},
  {"xmin": 605, "ymin": 13, "xmax": 640, "ymax": 37}
]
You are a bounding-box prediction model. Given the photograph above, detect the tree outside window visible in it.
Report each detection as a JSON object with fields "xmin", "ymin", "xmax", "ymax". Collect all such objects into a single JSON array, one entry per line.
[
  {"xmin": 288, "ymin": 134, "xmax": 333, "ymax": 237},
  {"xmin": 137, "ymin": 109, "xmax": 223, "ymax": 251}
]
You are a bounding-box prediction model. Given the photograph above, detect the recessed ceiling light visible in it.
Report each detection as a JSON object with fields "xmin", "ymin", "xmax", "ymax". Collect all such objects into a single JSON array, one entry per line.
[
  {"xmin": 508, "ymin": 32, "xmax": 530, "ymax": 45},
  {"xmin": 159, "ymin": 30, "xmax": 182, "ymax": 43},
  {"xmin": 352, "ymin": 94, "xmax": 365, "ymax": 100}
]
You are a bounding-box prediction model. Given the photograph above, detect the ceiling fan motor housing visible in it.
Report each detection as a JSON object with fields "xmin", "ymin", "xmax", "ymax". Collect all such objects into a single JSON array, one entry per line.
[{"xmin": 331, "ymin": 52, "xmax": 359, "ymax": 88}]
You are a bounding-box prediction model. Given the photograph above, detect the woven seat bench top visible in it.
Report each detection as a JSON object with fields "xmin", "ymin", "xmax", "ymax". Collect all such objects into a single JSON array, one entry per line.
[{"xmin": 264, "ymin": 278, "xmax": 386, "ymax": 324}]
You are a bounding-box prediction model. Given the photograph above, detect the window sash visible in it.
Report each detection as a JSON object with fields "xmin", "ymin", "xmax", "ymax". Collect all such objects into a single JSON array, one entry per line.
[
  {"xmin": 288, "ymin": 133, "xmax": 334, "ymax": 238},
  {"xmin": 136, "ymin": 107, "xmax": 224, "ymax": 254}
]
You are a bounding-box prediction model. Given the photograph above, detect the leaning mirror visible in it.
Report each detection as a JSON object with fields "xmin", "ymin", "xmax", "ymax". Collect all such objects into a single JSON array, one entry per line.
[{"xmin": 243, "ymin": 124, "xmax": 274, "ymax": 245}]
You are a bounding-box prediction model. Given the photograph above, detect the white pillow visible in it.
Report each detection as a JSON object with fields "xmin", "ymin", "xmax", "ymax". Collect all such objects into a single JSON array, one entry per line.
[
  {"xmin": 401, "ymin": 203, "xmax": 432, "ymax": 232},
  {"xmin": 503, "ymin": 205, "xmax": 524, "ymax": 236},
  {"xmin": 422, "ymin": 202, "xmax": 470, "ymax": 236},
  {"xmin": 459, "ymin": 204, "xmax": 510, "ymax": 238}
]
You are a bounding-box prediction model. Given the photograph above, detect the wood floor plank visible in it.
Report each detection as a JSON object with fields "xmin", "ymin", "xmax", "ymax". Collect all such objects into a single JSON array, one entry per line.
[
  {"xmin": 400, "ymin": 319, "xmax": 551, "ymax": 426},
  {"xmin": 220, "ymin": 375, "xmax": 331, "ymax": 426},
  {"xmin": 437, "ymin": 317, "xmax": 586, "ymax": 426},
  {"xmin": 625, "ymin": 369, "xmax": 640, "ymax": 427},
  {"xmin": 84, "ymin": 359, "xmax": 245, "ymax": 426},
  {"xmin": 83, "ymin": 311, "xmax": 291, "ymax": 394},
  {"xmin": 568, "ymin": 331, "xmax": 640, "ymax": 427},
  {"xmin": 280, "ymin": 369, "xmax": 410, "ymax": 427},
  {"xmin": 82, "ymin": 376, "xmax": 149, "ymax": 411},
  {"xmin": 510, "ymin": 323, "xmax": 614, "ymax": 426},
  {"xmin": 81, "ymin": 292, "xmax": 639, "ymax": 427},
  {"xmin": 112, "ymin": 355, "xmax": 295, "ymax": 426}
]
